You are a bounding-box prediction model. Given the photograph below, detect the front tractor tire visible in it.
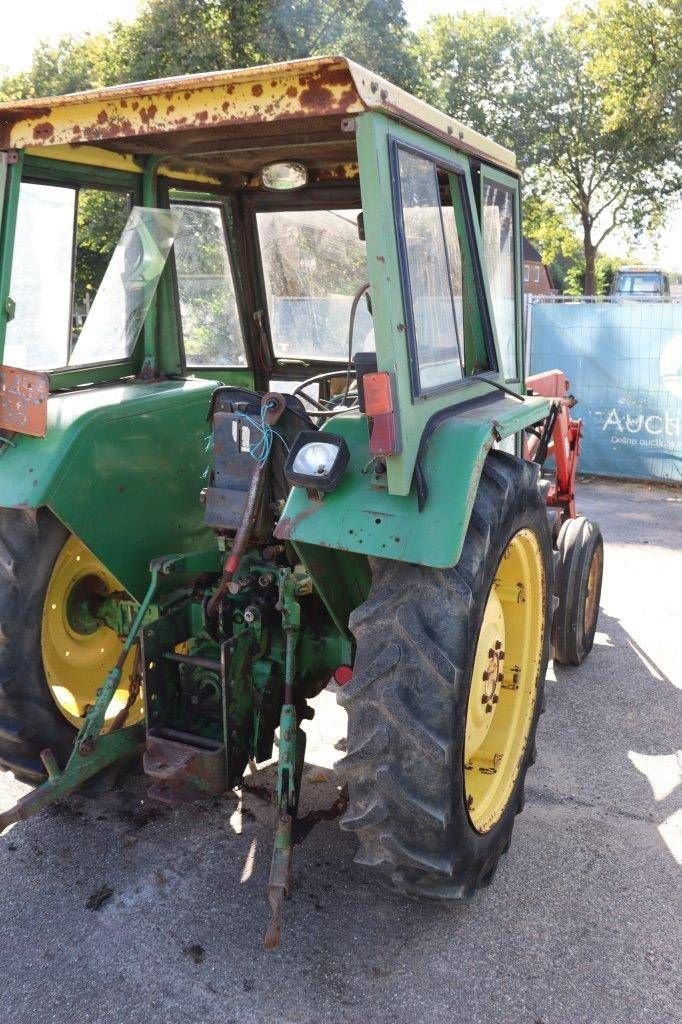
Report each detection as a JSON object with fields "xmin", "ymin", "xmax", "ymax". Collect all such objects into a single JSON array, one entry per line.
[
  {"xmin": 552, "ymin": 516, "xmax": 603, "ymax": 666},
  {"xmin": 337, "ymin": 451, "xmax": 553, "ymax": 899},
  {"xmin": 0, "ymin": 508, "xmax": 141, "ymax": 782}
]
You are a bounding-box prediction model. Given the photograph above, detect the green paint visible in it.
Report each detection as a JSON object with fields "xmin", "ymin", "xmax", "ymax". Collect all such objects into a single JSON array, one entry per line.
[
  {"xmin": 0, "ymin": 724, "xmax": 145, "ymax": 831},
  {"xmin": 141, "ymin": 157, "xmax": 165, "ymax": 377},
  {"xmin": 356, "ymin": 113, "xmax": 526, "ymax": 498},
  {"xmin": 22, "ymin": 154, "xmax": 140, "ymax": 192},
  {"xmin": 276, "ymin": 703, "xmax": 297, "ymax": 811},
  {"xmin": 277, "ymin": 394, "xmax": 550, "ymax": 569},
  {"xmin": 0, "ymin": 378, "xmax": 221, "ymax": 600},
  {"xmin": 0, "ymin": 151, "xmax": 23, "ymax": 360}
]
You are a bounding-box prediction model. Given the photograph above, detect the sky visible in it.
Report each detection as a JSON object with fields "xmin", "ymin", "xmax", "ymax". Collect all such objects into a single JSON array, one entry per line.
[{"xmin": 1, "ymin": 0, "xmax": 679, "ymax": 270}]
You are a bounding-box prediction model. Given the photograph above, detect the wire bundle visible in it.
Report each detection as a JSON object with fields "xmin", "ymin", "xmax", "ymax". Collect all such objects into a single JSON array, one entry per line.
[{"xmin": 235, "ymin": 400, "xmax": 290, "ymax": 464}]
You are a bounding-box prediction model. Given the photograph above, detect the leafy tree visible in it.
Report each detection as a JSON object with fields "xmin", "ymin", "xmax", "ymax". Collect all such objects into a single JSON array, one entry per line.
[
  {"xmin": 413, "ymin": 11, "xmax": 539, "ymax": 155},
  {"xmin": 415, "ymin": 3, "xmax": 681, "ymax": 294},
  {"xmin": 107, "ymin": 0, "xmax": 417, "ymax": 90},
  {"xmin": 1, "ymin": 34, "xmax": 110, "ymax": 98},
  {"xmin": 522, "ymin": 196, "xmax": 582, "ymax": 294},
  {"xmin": 563, "ymin": 252, "xmax": 623, "ymax": 296},
  {"xmin": 523, "ymin": 9, "xmax": 680, "ymax": 294}
]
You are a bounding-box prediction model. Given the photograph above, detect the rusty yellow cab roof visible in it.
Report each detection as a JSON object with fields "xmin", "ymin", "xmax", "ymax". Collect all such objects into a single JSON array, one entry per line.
[{"xmin": 0, "ymin": 55, "xmax": 517, "ymax": 180}]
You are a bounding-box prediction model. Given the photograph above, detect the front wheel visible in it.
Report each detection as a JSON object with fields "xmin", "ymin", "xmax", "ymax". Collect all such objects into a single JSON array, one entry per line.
[
  {"xmin": 337, "ymin": 451, "xmax": 553, "ymax": 899},
  {"xmin": 552, "ymin": 516, "xmax": 603, "ymax": 666}
]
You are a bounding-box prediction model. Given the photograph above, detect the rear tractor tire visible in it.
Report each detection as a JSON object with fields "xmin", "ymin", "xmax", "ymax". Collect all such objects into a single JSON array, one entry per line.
[
  {"xmin": 552, "ymin": 516, "xmax": 603, "ymax": 666},
  {"xmin": 0, "ymin": 508, "xmax": 141, "ymax": 783},
  {"xmin": 337, "ymin": 451, "xmax": 553, "ymax": 899}
]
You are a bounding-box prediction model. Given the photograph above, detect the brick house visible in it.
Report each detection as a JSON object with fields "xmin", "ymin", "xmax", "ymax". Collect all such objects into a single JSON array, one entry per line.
[{"xmin": 523, "ymin": 238, "xmax": 554, "ymax": 295}]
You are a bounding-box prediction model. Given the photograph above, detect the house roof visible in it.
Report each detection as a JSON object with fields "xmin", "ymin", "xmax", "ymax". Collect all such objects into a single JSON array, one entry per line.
[
  {"xmin": 0, "ymin": 56, "xmax": 517, "ymax": 181},
  {"xmin": 523, "ymin": 238, "xmax": 543, "ymax": 262}
]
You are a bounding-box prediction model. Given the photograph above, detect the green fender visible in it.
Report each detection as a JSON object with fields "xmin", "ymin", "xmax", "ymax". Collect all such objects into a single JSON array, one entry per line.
[
  {"xmin": 275, "ymin": 392, "xmax": 551, "ymax": 571},
  {"xmin": 0, "ymin": 378, "xmax": 219, "ymax": 601}
]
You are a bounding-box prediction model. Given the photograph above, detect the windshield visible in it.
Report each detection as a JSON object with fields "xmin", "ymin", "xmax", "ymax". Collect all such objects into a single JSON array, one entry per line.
[
  {"xmin": 614, "ymin": 272, "xmax": 664, "ymax": 294},
  {"xmin": 257, "ymin": 208, "xmax": 372, "ymax": 361}
]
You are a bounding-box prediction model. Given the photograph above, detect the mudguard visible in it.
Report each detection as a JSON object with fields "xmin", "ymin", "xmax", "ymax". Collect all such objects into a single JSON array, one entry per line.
[
  {"xmin": 0, "ymin": 378, "xmax": 217, "ymax": 601},
  {"xmin": 275, "ymin": 392, "xmax": 551, "ymax": 570}
]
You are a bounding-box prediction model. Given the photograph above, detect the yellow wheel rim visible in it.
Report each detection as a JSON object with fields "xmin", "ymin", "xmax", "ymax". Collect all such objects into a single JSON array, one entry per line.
[
  {"xmin": 41, "ymin": 536, "xmax": 144, "ymax": 729},
  {"xmin": 464, "ymin": 529, "xmax": 545, "ymax": 833}
]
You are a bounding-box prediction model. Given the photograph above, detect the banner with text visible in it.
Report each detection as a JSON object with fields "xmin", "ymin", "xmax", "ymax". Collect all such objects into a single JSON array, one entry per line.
[{"xmin": 529, "ymin": 300, "xmax": 682, "ymax": 483}]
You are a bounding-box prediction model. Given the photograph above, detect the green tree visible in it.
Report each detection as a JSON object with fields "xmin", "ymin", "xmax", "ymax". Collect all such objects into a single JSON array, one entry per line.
[
  {"xmin": 108, "ymin": 0, "xmax": 417, "ymax": 89},
  {"xmin": 523, "ymin": 9, "xmax": 680, "ymax": 294},
  {"xmin": 413, "ymin": 11, "xmax": 539, "ymax": 155},
  {"xmin": 0, "ymin": 34, "xmax": 110, "ymax": 98},
  {"xmin": 415, "ymin": 3, "xmax": 681, "ymax": 294}
]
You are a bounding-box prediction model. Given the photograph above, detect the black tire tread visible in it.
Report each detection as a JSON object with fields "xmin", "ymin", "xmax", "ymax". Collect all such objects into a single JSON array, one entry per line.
[
  {"xmin": 552, "ymin": 516, "xmax": 604, "ymax": 666},
  {"xmin": 0, "ymin": 508, "xmax": 74, "ymax": 781},
  {"xmin": 336, "ymin": 451, "xmax": 553, "ymax": 900}
]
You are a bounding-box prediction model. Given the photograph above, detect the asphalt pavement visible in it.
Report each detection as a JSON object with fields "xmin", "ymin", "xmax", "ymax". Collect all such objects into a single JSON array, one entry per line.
[{"xmin": 1, "ymin": 478, "xmax": 680, "ymax": 1024}]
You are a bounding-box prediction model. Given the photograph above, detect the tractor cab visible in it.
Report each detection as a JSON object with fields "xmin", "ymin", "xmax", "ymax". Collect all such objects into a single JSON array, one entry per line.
[{"xmin": 0, "ymin": 58, "xmax": 602, "ymax": 948}]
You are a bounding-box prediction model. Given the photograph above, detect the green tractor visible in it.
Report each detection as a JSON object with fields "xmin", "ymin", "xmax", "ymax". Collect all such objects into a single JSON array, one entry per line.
[{"xmin": 0, "ymin": 57, "xmax": 603, "ymax": 945}]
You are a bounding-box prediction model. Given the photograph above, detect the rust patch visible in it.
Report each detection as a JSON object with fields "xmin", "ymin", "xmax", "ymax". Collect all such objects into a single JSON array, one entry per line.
[
  {"xmin": 274, "ymin": 506, "xmax": 317, "ymax": 540},
  {"xmin": 221, "ymin": 101, "xmax": 230, "ymax": 112},
  {"xmin": 299, "ymin": 84, "xmax": 334, "ymax": 112},
  {"xmin": 286, "ymin": 85, "xmax": 298, "ymax": 98},
  {"xmin": 194, "ymin": 110, "xmax": 208, "ymax": 123},
  {"xmin": 166, "ymin": 104, "xmax": 175, "ymax": 114},
  {"xmin": 0, "ymin": 102, "xmax": 52, "ymax": 146},
  {"xmin": 131, "ymin": 101, "xmax": 139, "ymax": 111},
  {"xmin": 0, "ymin": 365, "xmax": 49, "ymax": 438},
  {"xmin": 32, "ymin": 121, "xmax": 54, "ymax": 140},
  {"xmin": 252, "ymin": 83, "xmax": 263, "ymax": 97},
  {"xmin": 97, "ymin": 110, "xmax": 108, "ymax": 124},
  {"xmin": 139, "ymin": 104, "xmax": 157, "ymax": 124}
]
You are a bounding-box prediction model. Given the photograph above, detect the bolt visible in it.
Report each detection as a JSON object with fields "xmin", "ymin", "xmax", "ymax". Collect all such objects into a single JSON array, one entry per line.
[
  {"xmin": 481, "ymin": 694, "xmax": 488, "ymax": 704},
  {"xmin": 244, "ymin": 606, "xmax": 259, "ymax": 624},
  {"xmin": 488, "ymin": 648, "xmax": 495, "ymax": 658},
  {"xmin": 492, "ymin": 695, "xmax": 499, "ymax": 704},
  {"xmin": 498, "ymin": 673, "xmax": 504, "ymax": 682},
  {"xmin": 258, "ymin": 573, "xmax": 274, "ymax": 588},
  {"xmin": 495, "ymin": 640, "xmax": 502, "ymax": 650},
  {"xmin": 482, "ymin": 670, "xmax": 489, "ymax": 681},
  {"xmin": 485, "ymin": 704, "xmax": 493, "ymax": 714},
  {"xmin": 499, "ymin": 651, "xmax": 505, "ymax": 660}
]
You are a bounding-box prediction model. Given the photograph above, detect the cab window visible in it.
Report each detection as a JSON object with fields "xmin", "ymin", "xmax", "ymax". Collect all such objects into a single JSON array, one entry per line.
[
  {"xmin": 256, "ymin": 207, "xmax": 371, "ymax": 362},
  {"xmin": 390, "ymin": 141, "xmax": 495, "ymax": 397},
  {"xmin": 6, "ymin": 181, "xmax": 130, "ymax": 371},
  {"xmin": 481, "ymin": 179, "xmax": 518, "ymax": 380},
  {"xmin": 172, "ymin": 201, "xmax": 247, "ymax": 368}
]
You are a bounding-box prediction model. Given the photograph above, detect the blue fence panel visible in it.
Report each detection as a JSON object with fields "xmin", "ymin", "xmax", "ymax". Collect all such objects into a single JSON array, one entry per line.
[{"xmin": 529, "ymin": 300, "xmax": 682, "ymax": 483}]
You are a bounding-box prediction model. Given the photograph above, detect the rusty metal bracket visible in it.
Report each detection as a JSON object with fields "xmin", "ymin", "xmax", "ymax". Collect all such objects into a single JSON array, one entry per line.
[{"xmin": 0, "ymin": 364, "xmax": 49, "ymax": 437}]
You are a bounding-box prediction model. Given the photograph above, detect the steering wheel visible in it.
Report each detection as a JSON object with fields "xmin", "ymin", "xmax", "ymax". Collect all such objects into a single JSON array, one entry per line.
[
  {"xmin": 293, "ymin": 369, "xmax": 359, "ymax": 417},
  {"xmin": 292, "ymin": 281, "xmax": 371, "ymax": 418}
]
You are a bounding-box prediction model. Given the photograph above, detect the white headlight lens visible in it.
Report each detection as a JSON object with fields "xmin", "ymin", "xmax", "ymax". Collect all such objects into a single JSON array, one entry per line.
[
  {"xmin": 260, "ymin": 161, "xmax": 308, "ymax": 191},
  {"xmin": 291, "ymin": 441, "xmax": 339, "ymax": 477}
]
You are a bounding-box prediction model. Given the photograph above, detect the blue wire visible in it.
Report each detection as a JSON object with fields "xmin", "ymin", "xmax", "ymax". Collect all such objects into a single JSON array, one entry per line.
[{"xmin": 234, "ymin": 401, "xmax": 290, "ymax": 464}]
